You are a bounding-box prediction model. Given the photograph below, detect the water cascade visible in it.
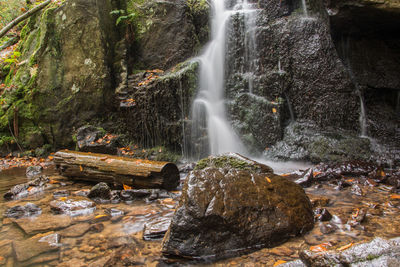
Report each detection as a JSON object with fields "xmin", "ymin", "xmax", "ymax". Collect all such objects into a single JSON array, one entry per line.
[
  {"xmin": 191, "ymin": 0, "xmax": 258, "ymax": 157},
  {"xmin": 301, "ymin": 0, "xmax": 309, "ymax": 17}
]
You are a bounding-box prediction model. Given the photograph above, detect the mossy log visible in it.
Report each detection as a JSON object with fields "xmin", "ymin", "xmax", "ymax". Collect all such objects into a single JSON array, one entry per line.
[{"xmin": 54, "ymin": 150, "xmax": 180, "ymax": 190}]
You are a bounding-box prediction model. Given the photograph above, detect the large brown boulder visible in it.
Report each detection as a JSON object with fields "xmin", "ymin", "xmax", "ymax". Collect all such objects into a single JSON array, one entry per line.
[{"xmin": 162, "ymin": 154, "xmax": 314, "ymax": 260}]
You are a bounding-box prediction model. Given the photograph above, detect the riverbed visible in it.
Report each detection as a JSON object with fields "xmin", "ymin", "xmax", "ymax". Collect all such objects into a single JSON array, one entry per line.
[{"xmin": 0, "ymin": 164, "xmax": 399, "ymax": 266}]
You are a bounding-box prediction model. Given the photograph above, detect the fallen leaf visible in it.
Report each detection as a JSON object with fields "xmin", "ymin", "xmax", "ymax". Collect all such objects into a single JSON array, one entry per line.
[
  {"xmin": 95, "ymin": 214, "xmax": 108, "ymax": 219},
  {"xmin": 123, "ymin": 184, "xmax": 132, "ymax": 190},
  {"xmin": 337, "ymin": 243, "xmax": 353, "ymax": 251},
  {"xmin": 266, "ymin": 176, "xmax": 272, "ymax": 183},
  {"xmin": 79, "ymin": 165, "xmax": 83, "ymax": 172},
  {"xmin": 59, "ymin": 197, "xmax": 67, "ymax": 201},
  {"xmin": 272, "ymin": 108, "xmax": 277, "ymax": 113},
  {"xmin": 27, "ymin": 186, "xmax": 33, "ymax": 192},
  {"xmin": 100, "ymin": 157, "xmax": 108, "ymax": 161},
  {"xmin": 48, "ymin": 156, "xmax": 54, "ymax": 160},
  {"xmin": 390, "ymin": 194, "xmax": 400, "ymax": 200},
  {"xmin": 273, "ymin": 260, "xmax": 287, "ymax": 266},
  {"xmin": 310, "ymin": 242, "xmax": 332, "ymax": 252}
]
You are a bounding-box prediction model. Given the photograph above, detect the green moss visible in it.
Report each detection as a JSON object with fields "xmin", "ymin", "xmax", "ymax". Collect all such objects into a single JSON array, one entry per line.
[{"xmin": 194, "ymin": 155, "xmax": 261, "ymax": 173}]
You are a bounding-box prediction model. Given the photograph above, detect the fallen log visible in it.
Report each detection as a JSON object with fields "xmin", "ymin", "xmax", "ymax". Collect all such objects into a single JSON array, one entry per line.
[{"xmin": 54, "ymin": 150, "xmax": 179, "ymax": 190}]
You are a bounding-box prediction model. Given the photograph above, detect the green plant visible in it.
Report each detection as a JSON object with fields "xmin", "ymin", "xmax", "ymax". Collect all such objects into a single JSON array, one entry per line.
[{"xmin": 110, "ymin": 9, "xmax": 137, "ymax": 26}]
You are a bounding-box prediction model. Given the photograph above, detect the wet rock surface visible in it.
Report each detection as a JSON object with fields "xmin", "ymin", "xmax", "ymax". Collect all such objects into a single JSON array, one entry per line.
[
  {"xmin": 4, "ymin": 203, "xmax": 41, "ymax": 219},
  {"xmin": 299, "ymin": 237, "xmax": 400, "ymax": 267},
  {"xmin": 162, "ymin": 155, "xmax": 314, "ymax": 259},
  {"xmin": 13, "ymin": 233, "xmax": 60, "ymax": 262},
  {"xmin": 3, "ymin": 175, "xmax": 50, "ymax": 200},
  {"xmin": 87, "ymin": 182, "xmax": 111, "ymax": 201},
  {"xmin": 76, "ymin": 125, "xmax": 121, "ymax": 155}
]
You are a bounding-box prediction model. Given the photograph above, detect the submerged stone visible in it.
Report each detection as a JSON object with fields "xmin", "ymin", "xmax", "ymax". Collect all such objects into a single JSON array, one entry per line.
[
  {"xmin": 143, "ymin": 216, "xmax": 171, "ymax": 240},
  {"xmin": 14, "ymin": 215, "xmax": 72, "ymax": 235},
  {"xmin": 13, "ymin": 233, "xmax": 60, "ymax": 262},
  {"xmin": 58, "ymin": 223, "xmax": 91, "ymax": 237},
  {"xmin": 4, "ymin": 203, "xmax": 41, "ymax": 219},
  {"xmin": 162, "ymin": 156, "xmax": 314, "ymax": 260}
]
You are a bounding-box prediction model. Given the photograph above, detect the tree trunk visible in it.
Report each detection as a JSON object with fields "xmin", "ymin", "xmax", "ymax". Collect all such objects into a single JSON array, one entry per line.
[
  {"xmin": 54, "ymin": 150, "xmax": 180, "ymax": 190},
  {"xmin": 0, "ymin": 0, "xmax": 52, "ymax": 39}
]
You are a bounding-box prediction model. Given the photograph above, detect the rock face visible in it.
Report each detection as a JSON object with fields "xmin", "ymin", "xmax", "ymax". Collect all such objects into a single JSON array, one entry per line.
[
  {"xmin": 0, "ymin": 0, "xmax": 120, "ymax": 151},
  {"xmin": 162, "ymin": 155, "xmax": 314, "ymax": 259}
]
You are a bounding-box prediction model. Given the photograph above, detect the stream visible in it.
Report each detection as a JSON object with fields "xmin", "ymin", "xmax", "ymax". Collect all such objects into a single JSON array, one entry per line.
[{"xmin": 0, "ymin": 163, "xmax": 399, "ymax": 266}]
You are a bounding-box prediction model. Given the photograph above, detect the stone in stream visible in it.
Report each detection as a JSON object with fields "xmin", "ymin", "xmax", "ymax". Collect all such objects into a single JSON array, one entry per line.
[
  {"xmin": 14, "ymin": 215, "xmax": 72, "ymax": 235},
  {"xmin": 50, "ymin": 199, "xmax": 96, "ymax": 216},
  {"xmin": 13, "ymin": 232, "xmax": 60, "ymax": 262},
  {"xmin": 58, "ymin": 223, "xmax": 91, "ymax": 237},
  {"xmin": 4, "ymin": 203, "xmax": 41, "ymax": 219},
  {"xmin": 143, "ymin": 216, "xmax": 172, "ymax": 240},
  {"xmin": 76, "ymin": 125, "xmax": 121, "ymax": 155},
  {"xmin": 162, "ymin": 154, "xmax": 314, "ymax": 260},
  {"xmin": 299, "ymin": 237, "xmax": 400, "ymax": 267},
  {"xmin": 3, "ymin": 175, "xmax": 50, "ymax": 200},
  {"xmin": 314, "ymin": 208, "xmax": 332, "ymax": 222},
  {"xmin": 87, "ymin": 182, "xmax": 111, "ymax": 201},
  {"xmin": 26, "ymin": 165, "xmax": 43, "ymax": 178}
]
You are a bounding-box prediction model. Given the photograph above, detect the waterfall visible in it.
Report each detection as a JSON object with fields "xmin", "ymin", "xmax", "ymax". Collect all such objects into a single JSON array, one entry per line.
[
  {"xmin": 191, "ymin": 0, "xmax": 254, "ymax": 157},
  {"xmin": 301, "ymin": 0, "xmax": 309, "ymax": 17}
]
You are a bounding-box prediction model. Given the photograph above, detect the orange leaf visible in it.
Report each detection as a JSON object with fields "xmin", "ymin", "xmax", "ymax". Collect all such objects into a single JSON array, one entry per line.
[
  {"xmin": 337, "ymin": 243, "xmax": 353, "ymax": 251},
  {"xmin": 272, "ymin": 108, "xmax": 277, "ymax": 113},
  {"xmin": 390, "ymin": 194, "xmax": 400, "ymax": 200},
  {"xmin": 95, "ymin": 214, "xmax": 107, "ymax": 219},
  {"xmin": 100, "ymin": 157, "xmax": 108, "ymax": 161},
  {"xmin": 79, "ymin": 165, "xmax": 83, "ymax": 172},
  {"xmin": 313, "ymin": 171, "xmax": 322, "ymax": 176},
  {"xmin": 106, "ymin": 159, "xmax": 114, "ymax": 164},
  {"xmin": 310, "ymin": 242, "xmax": 331, "ymax": 252},
  {"xmin": 49, "ymin": 179, "xmax": 59, "ymax": 184},
  {"xmin": 265, "ymin": 176, "xmax": 271, "ymax": 183},
  {"xmin": 48, "ymin": 156, "xmax": 54, "ymax": 160},
  {"xmin": 59, "ymin": 197, "xmax": 67, "ymax": 201},
  {"xmin": 27, "ymin": 186, "xmax": 33, "ymax": 192},
  {"xmin": 379, "ymin": 170, "xmax": 385, "ymax": 177},
  {"xmin": 273, "ymin": 260, "xmax": 287, "ymax": 266},
  {"xmin": 123, "ymin": 184, "xmax": 132, "ymax": 190}
]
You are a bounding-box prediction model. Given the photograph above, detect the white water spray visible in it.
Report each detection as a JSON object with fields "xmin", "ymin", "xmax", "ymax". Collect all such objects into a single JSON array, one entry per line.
[{"xmin": 191, "ymin": 1, "xmax": 256, "ymax": 156}]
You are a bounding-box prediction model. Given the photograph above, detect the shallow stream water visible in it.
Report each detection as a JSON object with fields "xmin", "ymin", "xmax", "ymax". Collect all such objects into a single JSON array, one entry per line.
[{"xmin": 0, "ymin": 165, "xmax": 399, "ymax": 266}]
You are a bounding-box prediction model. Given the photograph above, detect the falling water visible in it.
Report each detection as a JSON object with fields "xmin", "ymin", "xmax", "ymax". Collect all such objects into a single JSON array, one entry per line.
[
  {"xmin": 191, "ymin": 0, "xmax": 252, "ymax": 157},
  {"xmin": 301, "ymin": 0, "xmax": 309, "ymax": 17}
]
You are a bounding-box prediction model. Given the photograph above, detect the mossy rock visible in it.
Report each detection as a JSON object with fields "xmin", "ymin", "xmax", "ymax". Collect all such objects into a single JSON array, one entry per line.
[{"xmin": 194, "ymin": 153, "xmax": 274, "ymax": 174}]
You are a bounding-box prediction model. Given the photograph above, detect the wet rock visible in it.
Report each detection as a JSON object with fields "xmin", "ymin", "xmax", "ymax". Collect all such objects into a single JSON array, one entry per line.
[
  {"xmin": 50, "ymin": 199, "xmax": 96, "ymax": 216},
  {"xmin": 13, "ymin": 233, "xmax": 60, "ymax": 262},
  {"xmin": 87, "ymin": 182, "xmax": 111, "ymax": 200},
  {"xmin": 72, "ymin": 189, "xmax": 90, "ymax": 197},
  {"xmin": 26, "ymin": 166, "xmax": 43, "ymax": 178},
  {"xmin": 105, "ymin": 208, "xmax": 124, "ymax": 217},
  {"xmin": 120, "ymin": 189, "xmax": 152, "ymax": 201},
  {"xmin": 348, "ymin": 208, "xmax": 367, "ymax": 227},
  {"xmin": 162, "ymin": 156, "xmax": 314, "ymax": 259},
  {"xmin": 4, "ymin": 203, "xmax": 41, "ymax": 219},
  {"xmin": 4, "ymin": 176, "xmax": 51, "ymax": 200},
  {"xmin": 294, "ymin": 168, "xmax": 313, "ymax": 187},
  {"xmin": 351, "ymin": 184, "xmax": 364, "ymax": 196},
  {"xmin": 300, "ymin": 237, "xmax": 400, "ymax": 266},
  {"xmin": 143, "ymin": 217, "xmax": 171, "ymax": 240},
  {"xmin": 21, "ymin": 251, "xmax": 59, "ymax": 266},
  {"xmin": 314, "ymin": 208, "xmax": 332, "ymax": 222},
  {"xmin": 53, "ymin": 190, "xmax": 69, "ymax": 198},
  {"xmin": 315, "ymin": 161, "xmax": 378, "ymax": 177},
  {"xmin": 14, "ymin": 215, "xmax": 72, "ymax": 235},
  {"xmin": 76, "ymin": 125, "xmax": 120, "ymax": 155},
  {"xmin": 58, "ymin": 223, "xmax": 91, "ymax": 237},
  {"xmin": 110, "ymin": 190, "xmax": 121, "ymax": 203}
]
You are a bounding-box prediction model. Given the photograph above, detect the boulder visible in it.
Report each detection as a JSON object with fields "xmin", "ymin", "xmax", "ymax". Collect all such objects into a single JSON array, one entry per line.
[
  {"xmin": 50, "ymin": 199, "xmax": 95, "ymax": 216},
  {"xmin": 162, "ymin": 155, "xmax": 314, "ymax": 260}
]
